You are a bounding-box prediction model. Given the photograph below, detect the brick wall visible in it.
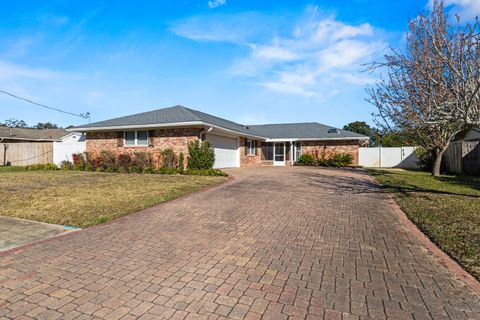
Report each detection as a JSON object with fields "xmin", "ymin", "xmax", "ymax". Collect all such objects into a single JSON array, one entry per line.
[
  {"xmin": 239, "ymin": 138, "xmax": 274, "ymax": 167},
  {"xmin": 301, "ymin": 140, "xmax": 360, "ymax": 165},
  {"xmin": 86, "ymin": 128, "xmax": 201, "ymax": 167}
]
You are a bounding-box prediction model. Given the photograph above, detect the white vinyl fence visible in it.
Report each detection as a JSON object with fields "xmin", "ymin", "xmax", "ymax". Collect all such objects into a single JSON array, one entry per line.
[
  {"xmin": 52, "ymin": 133, "xmax": 86, "ymax": 165},
  {"xmin": 359, "ymin": 147, "xmax": 420, "ymax": 168}
]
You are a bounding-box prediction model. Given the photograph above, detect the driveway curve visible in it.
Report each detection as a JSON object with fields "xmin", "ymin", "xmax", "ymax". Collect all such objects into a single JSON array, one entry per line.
[{"xmin": 1, "ymin": 167, "xmax": 479, "ymax": 319}]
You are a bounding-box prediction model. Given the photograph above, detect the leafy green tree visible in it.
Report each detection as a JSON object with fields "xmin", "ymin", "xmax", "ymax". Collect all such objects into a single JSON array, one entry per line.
[
  {"xmin": 1, "ymin": 118, "xmax": 28, "ymax": 128},
  {"xmin": 343, "ymin": 121, "xmax": 378, "ymax": 145},
  {"xmin": 377, "ymin": 131, "xmax": 415, "ymax": 147},
  {"xmin": 343, "ymin": 121, "xmax": 374, "ymax": 137},
  {"xmin": 34, "ymin": 122, "xmax": 59, "ymax": 129}
]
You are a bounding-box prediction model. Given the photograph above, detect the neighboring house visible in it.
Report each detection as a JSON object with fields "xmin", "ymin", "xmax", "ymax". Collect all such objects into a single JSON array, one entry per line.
[
  {"xmin": 0, "ymin": 127, "xmax": 69, "ymax": 143},
  {"xmin": 0, "ymin": 127, "xmax": 85, "ymax": 166},
  {"xmin": 454, "ymin": 127, "xmax": 480, "ymax": 142},
  {"xmin": 71, "ymin": 105, "xmax": 368, "ymax": 168}
]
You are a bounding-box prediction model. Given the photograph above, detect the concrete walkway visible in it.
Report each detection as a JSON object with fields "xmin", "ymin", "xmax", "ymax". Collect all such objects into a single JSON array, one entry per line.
[
  {"xmin": 0, "ymin": 216, "xmax": 72, "ymax": 252},
  {"xmin": 0, "ymin": 167, "xmax": 478, "ymax": 319}
]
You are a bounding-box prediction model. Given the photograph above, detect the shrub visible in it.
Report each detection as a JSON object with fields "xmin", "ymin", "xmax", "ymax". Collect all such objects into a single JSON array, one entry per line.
[
  {"xmin": 187, "ymin": 140, "xmax": 215, "ymax": 170},
  {"xmin": 72, "ymin": 153, "xmax": 86, "ymax": 170},
  {"xmin": 85, "ymin": 153, "xmax": 97, "ymax": 171},
  {"xmin": 128, "ymin": 166, "xmax": 142, "ymax": 173},
  {"xmin": 184, "ymin": 168, "xmax": 228, "ymax": 176},
  {"xmin": 143, "ymin": 166, "xmax": 155, "ymax": 174},
  {"xmin": 97, "ymin": 150, "xmax": 116, "ymax": 172},
  {"xmin": 160, "ymin": 148, "xmax": 177, "ymax": 168},
  {"xmin": 116, "ymin": 154, "xmax": 132, "ymax": 173},
  {"xmin": 326, "ymin": 153, "xmax": 353, "ymax": 167},
  {"xmin": 156, "ymin": 167, "xmax": 179, "ymax": 174},
  {"xmin": 316, "ymin": 153, "xmax": 353, "ymax": 167},
  {"xmin": 133, "ymin": 151, "xmax": 151, "ymax": 171},
  {"xmin": 25, "ymin": 163, "xmax": 58, "ymax": 171},
  {"xmin": 60, "ymin": 160, "xmax": 73, "ymax": 171},
  {"xmin": 178, "ymin": 152, "xmax": 185, "ymax": 174},
  {"xmin": 296, "ymin": 154, "xmax": 315, "ymax": 166}
]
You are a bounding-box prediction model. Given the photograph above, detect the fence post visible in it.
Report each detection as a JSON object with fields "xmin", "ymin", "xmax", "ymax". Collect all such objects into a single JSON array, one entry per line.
[
  {"xmin": 379, "ymin": 147, "xmax": 382, "ymax": 168},
  {"xmin": 3, "ymin": 144, "xmax": 8, "ymax": 166}
]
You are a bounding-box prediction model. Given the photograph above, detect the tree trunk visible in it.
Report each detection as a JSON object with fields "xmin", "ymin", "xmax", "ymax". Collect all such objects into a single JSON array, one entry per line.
[{"xmin": 431, "ymin": 147, "xmax": 447, "ymax": 177}]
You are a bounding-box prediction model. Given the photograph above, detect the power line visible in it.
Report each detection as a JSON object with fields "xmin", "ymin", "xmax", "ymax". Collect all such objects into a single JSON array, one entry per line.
[{"xmin": 0, "ymin": 89, "xmax": 90, "ymax": 122}]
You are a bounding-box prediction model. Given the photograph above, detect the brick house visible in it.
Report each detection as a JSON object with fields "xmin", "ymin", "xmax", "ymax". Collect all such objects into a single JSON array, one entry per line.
[{"xmin": 71, "ymin": 106, "xmax": 368, "ymax": 168}]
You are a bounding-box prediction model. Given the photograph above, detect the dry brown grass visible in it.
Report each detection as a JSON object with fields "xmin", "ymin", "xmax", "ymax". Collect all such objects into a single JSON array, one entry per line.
[{"xmin": 0, "ymin": 170, "xmax": 227, "ymax": 228}]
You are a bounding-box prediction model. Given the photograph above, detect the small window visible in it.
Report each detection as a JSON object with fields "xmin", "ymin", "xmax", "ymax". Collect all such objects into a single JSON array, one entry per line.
[
  {"xmin": 246, "ymin": 139, "xmax": 256, "ymax": 156},
  {"xmin": 125, "ymin": 131, "xmax": 136, "ymax": 146},
  {"xmin": 137, "ymin": 131, "xmax": 148, "ymax": 145},
  {"xmin": 124, "ymin": 130, "xmax": 148, "ymax": 146},
  {"xmin": 200, "ymin": 132, "xmax": 206, "ymax": 141}
]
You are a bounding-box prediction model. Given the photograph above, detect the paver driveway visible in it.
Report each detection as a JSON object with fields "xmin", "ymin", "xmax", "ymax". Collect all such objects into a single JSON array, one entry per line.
[{"xmin": 1, "ymin": 167, "xmax": 479, "ymax": 320}]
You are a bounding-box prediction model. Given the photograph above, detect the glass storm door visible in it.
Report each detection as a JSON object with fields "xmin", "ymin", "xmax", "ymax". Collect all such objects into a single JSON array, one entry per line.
[{"xmin": 274, "ymin": 142, "xmax": 285, "ymax": 166}]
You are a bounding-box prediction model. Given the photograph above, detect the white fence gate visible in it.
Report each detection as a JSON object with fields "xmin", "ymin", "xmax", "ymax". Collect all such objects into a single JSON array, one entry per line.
[{"xmin": 359, "ymin": 147, "xmax": 420, "ymax": 168}]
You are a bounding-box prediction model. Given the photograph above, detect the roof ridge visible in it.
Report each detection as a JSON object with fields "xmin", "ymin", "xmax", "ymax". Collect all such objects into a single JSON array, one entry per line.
[
  {"xmin": 250, "ymin": 122, "xmax": 325, "ymax": 126},
  {"xmin": 182, "ymin": 106, "xmax": 248, "ymax": 128},
  {"xmin": 176, "ymin": 105, "xmax": 202, "ymax": 121}
]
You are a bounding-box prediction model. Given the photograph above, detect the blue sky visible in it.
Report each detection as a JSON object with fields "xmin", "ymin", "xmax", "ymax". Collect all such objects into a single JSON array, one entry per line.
[{"xmin": 0, "ymin": 0, "xmax": 477, "ymax": 128}]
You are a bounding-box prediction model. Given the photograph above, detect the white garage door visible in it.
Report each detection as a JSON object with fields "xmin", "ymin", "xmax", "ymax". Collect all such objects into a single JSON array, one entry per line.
[{"xmin": 206, "ymin": 133, "xmax": 239, "ymax": 168}]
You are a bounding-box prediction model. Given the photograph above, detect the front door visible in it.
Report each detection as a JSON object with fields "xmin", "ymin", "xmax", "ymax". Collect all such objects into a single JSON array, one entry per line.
[{"xmin": 274, "ymin": 142, "xmax": 285, "ymax": 166}]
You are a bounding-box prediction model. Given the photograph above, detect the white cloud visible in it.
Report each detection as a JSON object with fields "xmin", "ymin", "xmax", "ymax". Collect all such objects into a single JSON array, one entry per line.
[
  {"xmin": 263, "ymin": 69, "xmax": 318, "ymax": 98},
  {"xmin": 172, "ymin": 6, "xmax": 386, "ymax": 97},
  {"xmin": 208, "ymin": 0, "xmax": 226, "ymax": 9},
  {"xmin": 252, "ymin": 43, "xmax": 298, "ymax": 62},
  {"xmin": 0, "ymin": 61, "xmax": 67, "ymax": 81},
  {"xmin": 169, "ymin": 14, "xmax": 254, "ymax": 43},
  {"xmin": 234, "ymin": 11, "xmax": 385, "ymax": 97},
  {"xmin": 429, "ymin": 0, "xmax": 480, "ymax": 19}
]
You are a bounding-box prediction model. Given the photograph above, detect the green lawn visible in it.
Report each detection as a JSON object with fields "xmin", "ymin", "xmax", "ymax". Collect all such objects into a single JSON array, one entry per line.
[
  {"xmin": 0, "ymin": 166, "xmax": 26, "ymax": 172},
  {"xmin": 0, "ymin": 170, "xmax": 227, "ymax": 228},
  {"xmin": 369, "ymin": 169, "xmax": 480, "ymax": 280}
]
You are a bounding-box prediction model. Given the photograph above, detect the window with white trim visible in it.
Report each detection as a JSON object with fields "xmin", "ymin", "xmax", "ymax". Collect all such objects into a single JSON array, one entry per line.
[
  {"xmin": 124, "ymin": 130, "xmax": 149, "ymax": 146},
  {"xmin": 246, "ymin": 139, "xmax": 256, "ymax": 156}
]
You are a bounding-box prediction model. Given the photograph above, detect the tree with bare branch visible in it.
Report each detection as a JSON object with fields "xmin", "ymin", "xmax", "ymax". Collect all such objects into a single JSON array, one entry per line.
[{"xmin": 366, "ymin": 0, "xmax": 480, "ymax": 176}]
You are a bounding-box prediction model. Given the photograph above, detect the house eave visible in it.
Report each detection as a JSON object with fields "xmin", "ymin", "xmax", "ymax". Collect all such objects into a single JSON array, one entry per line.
[
  {"xmin": 0, "ymin": 136, "xmax": 61, "ymax": 142},
  {"xmin": 69, "ymin": 121, "xmax": 267, "ymax": 140},
  {"xmin": 265, "ymin": 137, "xmax": 369, "ymax": 142}
]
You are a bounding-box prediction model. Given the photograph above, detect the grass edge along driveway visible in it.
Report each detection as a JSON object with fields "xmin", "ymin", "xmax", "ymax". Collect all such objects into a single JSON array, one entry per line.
[
  {"xmin": 0, "ymin": 169, "xmax": 228, "ymax": 228},
  {"xmin": 369, "ymin": 169, "xmax": 480, "ymax": 281}
]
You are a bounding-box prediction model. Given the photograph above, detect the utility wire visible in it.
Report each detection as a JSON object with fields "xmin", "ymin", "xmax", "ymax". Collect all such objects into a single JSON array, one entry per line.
[{"xmin": 0, "ymin": 89, "xmax": 90, "ymax": 121}]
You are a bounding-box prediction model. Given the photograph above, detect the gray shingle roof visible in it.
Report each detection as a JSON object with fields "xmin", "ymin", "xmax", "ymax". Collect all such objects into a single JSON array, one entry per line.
[
  {"xmin": 249, "ymin": 123, "xmax": 367, "ymax": 139},
  {"xmin": 74, "ymin": 105, "xmax": 258, "ymax": 136},
  {"xmin": 73, "ymin": 105, "xmax": 368, "ymax": 140},
  {"xmin": 0, "ymin": 127, "xmax": 69, "ymax": 141}
]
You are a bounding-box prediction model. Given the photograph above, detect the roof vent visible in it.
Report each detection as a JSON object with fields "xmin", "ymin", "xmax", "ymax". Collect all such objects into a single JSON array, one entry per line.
[{"xmin": 328, "ymin": 128, "xmax": 340, "ymax": 134}]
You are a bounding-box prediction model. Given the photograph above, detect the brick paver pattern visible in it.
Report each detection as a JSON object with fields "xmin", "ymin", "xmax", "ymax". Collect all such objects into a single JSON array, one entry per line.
[{"xmin": 1, "ymin": 167, "xmax": 479, "ymax": 319}]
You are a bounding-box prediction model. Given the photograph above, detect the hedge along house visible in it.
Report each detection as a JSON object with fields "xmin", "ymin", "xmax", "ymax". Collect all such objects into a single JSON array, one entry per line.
[{"xmin": 70, "ymin": 105, "xmax": 368, "ymax": 168}]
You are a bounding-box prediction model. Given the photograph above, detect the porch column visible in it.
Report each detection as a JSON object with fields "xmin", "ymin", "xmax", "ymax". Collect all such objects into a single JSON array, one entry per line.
[{"xmin": 290, "ymin": 141, "xmax": 294, "ymax": 165}]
